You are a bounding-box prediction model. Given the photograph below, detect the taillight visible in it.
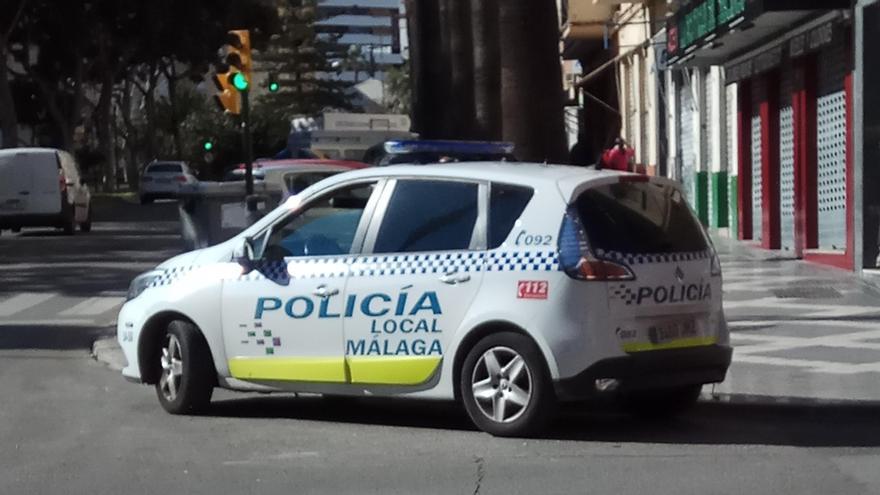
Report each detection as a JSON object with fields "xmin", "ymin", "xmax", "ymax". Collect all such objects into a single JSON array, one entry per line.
[
  {"xmin": 575, "ymin": 257, "xmax": 635, "ymax": 281},
  {"xmin": 558, "ymin": 209, "xmax": 636, "ymax": 282},
  {"xmin": 710, "ymin": 252, "xmax": 722, "ymax": 277},
  {"xmin": 175, "ymin": 175, "xmax": 188, "ymax": 183},
  {"xmin": 58, "ymin": 170, "xmax": 67, "ymax": 192}
]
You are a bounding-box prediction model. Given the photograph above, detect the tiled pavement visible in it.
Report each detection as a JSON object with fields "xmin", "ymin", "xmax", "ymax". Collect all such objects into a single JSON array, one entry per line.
[{"xmin": 712, "ymin": 236, "xmax": 880, "ymax": 402}]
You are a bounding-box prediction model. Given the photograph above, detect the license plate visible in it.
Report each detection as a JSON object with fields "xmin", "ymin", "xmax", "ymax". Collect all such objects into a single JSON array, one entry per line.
[
  {"xmin": 157, "ymin": 179, "xmax": 172, "ymax": 184},
  {"xmin": 647, "ymin": 319, "xmax": 698, "ymax": 345}
]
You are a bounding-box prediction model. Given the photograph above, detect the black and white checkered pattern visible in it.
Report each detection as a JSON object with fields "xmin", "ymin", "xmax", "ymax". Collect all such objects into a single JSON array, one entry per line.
[
  {"xmin": 352, "ymin": 252, "xmax": 486, "ymax": 277},
  {"xmin": 610, "ymin": 284, "xmax": 639, "ymax": 306},
  {"xmin": 595, "ymin": 249, "xmax": 711, "ymax": 265},
  {"xmin": 149, "ymin": 266, "xmax": 197, "ymax": 287},
  {"xmin": 150, "ymin": 249, "xmax": 561, "ymax": 288}
]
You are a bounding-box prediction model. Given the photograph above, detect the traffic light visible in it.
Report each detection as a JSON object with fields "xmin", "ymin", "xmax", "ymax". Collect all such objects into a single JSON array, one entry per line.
[
  {"xmin": 267, "ymin": 74, "xmax": 279, "ymax": 93},
  {"xmin": 211, "ymin": 29, "xmax": 252, "ymax": 114},
  {"xmin": 202, "ymin": 140, "xmax": 213, "ymax": 151},
  {"xmin": 225, "ymin": 30, "xmax": 252, "ymax": 86}
]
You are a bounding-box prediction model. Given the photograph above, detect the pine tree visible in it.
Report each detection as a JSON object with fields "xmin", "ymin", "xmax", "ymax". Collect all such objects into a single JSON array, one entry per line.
[{"xmin": 257, "ymin": 0, "xmax": 352, "ymax": 120}]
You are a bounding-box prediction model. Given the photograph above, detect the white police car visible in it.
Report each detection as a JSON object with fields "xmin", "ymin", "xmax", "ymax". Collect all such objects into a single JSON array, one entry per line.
[{"xmin": 118, "ymin": 162, "xmax": 731, "ymax": 436}]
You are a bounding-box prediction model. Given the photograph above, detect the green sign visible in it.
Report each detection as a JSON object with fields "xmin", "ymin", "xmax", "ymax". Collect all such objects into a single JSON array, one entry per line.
[{"xmin": 679, "ymin": 0, "xmax": 746, "ymax": 51}]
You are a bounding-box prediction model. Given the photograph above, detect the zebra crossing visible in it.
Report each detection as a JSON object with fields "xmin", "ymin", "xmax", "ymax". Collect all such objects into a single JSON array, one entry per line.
[{"xmin": 0, "ymin": 292, "xmax": 125, "ymax": 327}]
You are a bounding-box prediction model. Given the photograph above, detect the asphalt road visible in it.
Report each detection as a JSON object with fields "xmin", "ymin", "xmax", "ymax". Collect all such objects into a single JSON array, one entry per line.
[{"xmin": 3, "ymin": 197, "xmax": 880, "ymax": 493}]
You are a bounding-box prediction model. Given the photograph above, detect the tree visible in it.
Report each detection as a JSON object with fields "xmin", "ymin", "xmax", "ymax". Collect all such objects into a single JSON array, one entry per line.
[
  {"xmin": 471, "ymin": 0, "xmax": 501, "ymax": 140},
  {"xmin": 257, "ymin": 0, "xmax": 352, "ymax": 121},
  {"xmin": 446, "ymin": 0, "xmax": 475, "ymax": 137},
  {"xmin": 406, "ymin": 0, "xmax": 450, "ymax": 138},
  {"xmin": 0, "ymin": 0, "xmax": 27, "ymax": 148},
  {"xmin": 384, "ymin": 62, "xmax": 411, "ymax": 115},
  {"xmin": 499, "ymin": 0, "xmax": 567, "ymax": 162}
]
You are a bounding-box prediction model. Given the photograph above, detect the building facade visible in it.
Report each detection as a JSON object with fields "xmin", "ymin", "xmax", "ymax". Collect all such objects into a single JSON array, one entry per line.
[{"xmin": 575, "ymin": 1, "xmax": 858, "ymax": 272}]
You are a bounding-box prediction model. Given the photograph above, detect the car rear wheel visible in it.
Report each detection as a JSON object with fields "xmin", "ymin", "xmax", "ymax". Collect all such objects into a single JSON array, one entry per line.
[
  {"xmin": 140, "ymin": 195, "xmax": 153, "ymax": 205},
  {"xmin": 79, "ymin": 207, "xmax": 92, "ymax": 233},
  {"xmin": 11, "ymin": 227, "xmax": 20, "ymax": 233},
  {"xmin": 460, "ymin": 332, "xmax": 555, "ymax": 437},
  {"xmin": 619, "ymin": 384, "xmax": 703, "ymax": 418},
  {"xmin": 155, "ymin": 321, "xmax": 215, "ymax": 415},
  {"xmin": 62, "ymin": 208, "xmax": 76, "ymax": 235}
]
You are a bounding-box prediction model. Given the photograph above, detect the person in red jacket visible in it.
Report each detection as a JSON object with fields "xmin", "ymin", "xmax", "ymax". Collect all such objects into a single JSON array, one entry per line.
[{"xmin": 600, "ymin": 137, "xmax": 635, "ymax": 172}]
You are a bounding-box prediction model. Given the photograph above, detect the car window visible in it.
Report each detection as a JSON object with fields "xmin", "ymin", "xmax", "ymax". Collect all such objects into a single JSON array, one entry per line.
[
  {"xmin": 284, "ymin": 172, "xmax": 338, "ymax": 194},
  {"xmin": 146, "ymin": 163, "xmax": 183, "ymax": 173},
  {"xmin": 488, "ymin": 183, "xmax": 533, "ymax": 248},
  {"xmin": 373, "ymin": 180, "xmax": 479, "ymax": 253},
  {"xmin": 262, "ymin": 182, "xmax": 376, "ymax": 259},
  {"xmin": 574, "ymin": 182, "xmax": 709, "ymax": 254}
]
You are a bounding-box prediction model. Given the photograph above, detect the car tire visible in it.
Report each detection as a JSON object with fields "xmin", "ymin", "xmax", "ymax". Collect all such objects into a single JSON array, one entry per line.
[
  {"xmin": 79, "ymin": 207, "xmax": 92, "ymax": 233},
  {"xmin": 11, "ymin": 227, "xmax": 20, "ymax": 233},
  {"xmin": 619, "ymin": 384, "xmax": 703, "ymax": 418},
  {"xmin": 460, "ymin": 332, "xmax": 556, "ymax": 437},
  {"xmin": 140, "ymin": 195, "xmax": 152, "ymax": 205},
  {"xmin": 62, "ymin": 208, "xmax": 76, "ymax": 235},
  {"xmin": 155, "ymin": 320, "xmax": 215, "ymax": 415}
]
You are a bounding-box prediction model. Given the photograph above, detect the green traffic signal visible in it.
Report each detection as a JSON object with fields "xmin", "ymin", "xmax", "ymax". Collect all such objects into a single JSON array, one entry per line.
[
  {"xmin": 231, "ymin": 72, "xmax": 249, "ymax": 91},
  {"xmin": 269, "ymin": 81, "xmax": 279, "ymax": 92},
  {"xmin": 203, "ymin": 140, "xmax": 213, "ymax": 151}
]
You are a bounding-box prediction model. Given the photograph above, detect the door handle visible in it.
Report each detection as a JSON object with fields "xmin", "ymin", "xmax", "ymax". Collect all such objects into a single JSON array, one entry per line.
[
  {"xmin": 439, "ymin": 271, "xmax": 471, "ymax": 285},
  {"xmin": 18, "ymin": 191, "xmax": 29, "ymax": 195},
  {"xmin": 312, "ymin": 285, "xmax": 339, "ymax": 298}
]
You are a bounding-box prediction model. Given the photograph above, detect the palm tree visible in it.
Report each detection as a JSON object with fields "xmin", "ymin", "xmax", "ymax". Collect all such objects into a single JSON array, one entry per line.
[
  {"xmin": 446, "ymin": 0, "xmax": 474, "ymax": 137},
  {"xmin": 499, "ymin": 0, "xmax": 567, "ymax": 162}
]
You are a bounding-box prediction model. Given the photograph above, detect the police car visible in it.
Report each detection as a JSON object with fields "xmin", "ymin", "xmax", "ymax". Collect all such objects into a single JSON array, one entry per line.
[{"xmin": 117, "ymin": 162, "xmax": 731, "ymax": 436}]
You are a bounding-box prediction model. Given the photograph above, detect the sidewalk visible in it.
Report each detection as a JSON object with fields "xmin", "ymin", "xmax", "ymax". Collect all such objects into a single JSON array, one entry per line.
[{"xmin": 712, "ymin": 235, "xmax": 880, "ymax": 402}]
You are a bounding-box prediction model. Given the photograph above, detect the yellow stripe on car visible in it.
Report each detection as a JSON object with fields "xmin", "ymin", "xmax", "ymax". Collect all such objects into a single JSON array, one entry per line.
[
  {"xmin": 228, "ymin": 357, "xmax": 347, "ymax": 382},
  {"xmin": 346, "ymin": 356, "xmax": 442, "ymax": 385},
  {"xmin": 622, "ymin": 337, "xmax": 717, "ymax": 353}
]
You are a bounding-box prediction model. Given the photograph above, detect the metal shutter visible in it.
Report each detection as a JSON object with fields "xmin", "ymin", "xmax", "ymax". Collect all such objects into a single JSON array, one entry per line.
[
  {"xmin": 751, "ymin": 79, "xmax": 764, "ymax": 242},
  {"xmin": 779, "ymin": 68, "xmax": 796, "ymax": 251},
  {"xmin": 678, "ymin": 75, "xmax": 696, "ymax": 208},
  {"xmin": 816, "ymin": 37, "xmax": 848, "ymax": 251}
]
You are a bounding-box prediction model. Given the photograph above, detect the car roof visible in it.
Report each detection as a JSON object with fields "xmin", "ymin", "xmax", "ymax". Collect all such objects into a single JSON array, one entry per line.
[
  {"xmin": 298, "ymin": 162, "xmax": 680, "ymax": 204},
  {"xmin": 0, "ymin": 147, "xmax": 61, "ymax": 157}
]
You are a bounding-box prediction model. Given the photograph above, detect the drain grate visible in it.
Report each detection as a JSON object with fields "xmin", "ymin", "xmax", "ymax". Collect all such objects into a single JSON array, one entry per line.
[{"xmin": 772, "ymin": 286, "xmax": 842, "ymax": 299}]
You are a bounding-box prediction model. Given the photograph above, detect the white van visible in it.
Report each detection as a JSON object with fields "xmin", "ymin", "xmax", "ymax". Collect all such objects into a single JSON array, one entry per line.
[{"xmin": 0, "ymin": 148, "xmax": 92, "ymax": 235}]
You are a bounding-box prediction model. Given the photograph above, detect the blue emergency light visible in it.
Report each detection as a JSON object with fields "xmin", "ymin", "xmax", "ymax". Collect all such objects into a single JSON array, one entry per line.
[{"xmin": 383, "ymin": 140, "xmax": 515, "ymax": 156}]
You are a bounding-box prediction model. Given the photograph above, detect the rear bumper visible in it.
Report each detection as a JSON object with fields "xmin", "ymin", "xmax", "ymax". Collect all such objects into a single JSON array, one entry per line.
[{"xmin": 553, "ymin": 345, "xmax": 732, "ymax": 401}]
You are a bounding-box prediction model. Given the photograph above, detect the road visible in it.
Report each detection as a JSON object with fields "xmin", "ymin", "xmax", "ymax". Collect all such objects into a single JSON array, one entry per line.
[{"xmin": 2, "ymin": 197, "xmax": 880, "ymax": 494}]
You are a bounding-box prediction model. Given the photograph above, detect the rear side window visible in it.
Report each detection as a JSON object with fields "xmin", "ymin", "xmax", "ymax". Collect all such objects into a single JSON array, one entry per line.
[
  {"xmin": 373, "ymin": 180, "xmax": 478, "ymax": 253},
  {"xmin": 488, "ymin": 183, "xmax": 533, "ymax": 248},
  {"xmin": 147, "ymin": 163, "xmax": 183, "ymax": 173},
  {"xmin": 574, "ymin": 182, "xmax": 708, "ymax": 253}
]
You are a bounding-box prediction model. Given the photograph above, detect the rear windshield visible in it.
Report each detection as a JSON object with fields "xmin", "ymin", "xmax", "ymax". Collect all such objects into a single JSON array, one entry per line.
[
  {"xmin": 574, "ymin": 182, "xmax": 708, "ymax": 254},
  {"xmin": 147, "ymin": 163, "xmax": 183, "ymax": 173}
]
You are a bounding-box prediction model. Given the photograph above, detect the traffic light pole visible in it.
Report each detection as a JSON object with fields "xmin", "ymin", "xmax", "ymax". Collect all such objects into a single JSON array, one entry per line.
[{"xmin": 241, "ymin": 88, "xmax": 255, "ymax": 200}]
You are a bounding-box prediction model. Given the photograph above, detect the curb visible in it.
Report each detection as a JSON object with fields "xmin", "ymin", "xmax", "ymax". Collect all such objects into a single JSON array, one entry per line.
[{"xmin": 91, "ymin": 336, "xmax": 127, "ymax": 371}]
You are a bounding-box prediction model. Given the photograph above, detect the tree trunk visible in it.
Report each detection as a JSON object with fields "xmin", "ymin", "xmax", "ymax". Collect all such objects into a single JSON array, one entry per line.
[
  {"xmin": 434, "ymin": 0, "xmax": 454, "ymax": 137},
  {"xmin": 120, "ymin": 76, "xmax": 141, "ymax": 189},
  {"xmin": 499, "ymin": 0, "xmax": 567, "ymax": 162},
  {"xmin": 471, "ymin": 0, "xmax": 501, "ymax": 140},
  {"xmin": 96, "ymin": 68, "xmax": 117, "ymax": 191},
  {"xmin": 163, "ymin": 59, "xmax": 184, "ymax": 158},
  {"xmin": 0, "ymin": 42, "xmax": 18, "ymax": 148},
  {"xmin": 447, "ymin": 0, "xmax": 474, "ymax": 138},
  {"xmin": 404, "ymin": 0, "xmax": 423, "ymax": 133}
]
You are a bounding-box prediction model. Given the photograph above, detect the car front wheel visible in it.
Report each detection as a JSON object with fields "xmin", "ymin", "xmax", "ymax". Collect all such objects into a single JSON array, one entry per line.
[
  {"xmin": 155, "ymin": 321, "xmax": 215, "ymax": 415},
  {"xmin": 460, "ymin": 332, "xmax": 555, "ymax": 437}
]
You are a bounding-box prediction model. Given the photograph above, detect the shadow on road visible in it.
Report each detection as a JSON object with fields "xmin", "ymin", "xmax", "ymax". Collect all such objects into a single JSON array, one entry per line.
[
  {"xmin": 0, "ymin": 324, "xmax": 114, "ymax": 350},
  {"xmin": 207, "ymin": 394, "xmax": 880, "ymax": 447}
]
